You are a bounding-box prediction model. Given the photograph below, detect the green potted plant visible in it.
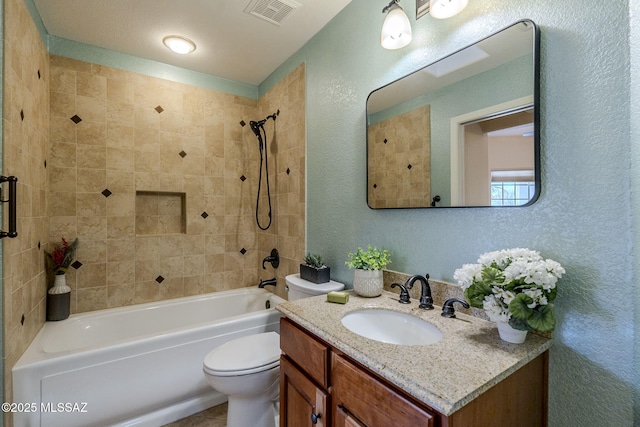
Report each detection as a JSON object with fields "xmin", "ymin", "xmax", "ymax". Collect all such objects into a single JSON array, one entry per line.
[
  {"xmin": 453, "ymin": 248, "xmax": 565, "ymax": 343},
  {"xmin": 300, "ymin": 253, "xmax": 330, "ymax": 284},
  {"xmin": 346, "ymin": 245, "xmax": 391, "ymax": 297}
]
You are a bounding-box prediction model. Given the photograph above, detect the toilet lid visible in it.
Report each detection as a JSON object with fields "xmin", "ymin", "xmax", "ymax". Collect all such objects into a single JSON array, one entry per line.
[{"xmin": 203, "ymin": 332, "xmax": 280, "ymax": 376}]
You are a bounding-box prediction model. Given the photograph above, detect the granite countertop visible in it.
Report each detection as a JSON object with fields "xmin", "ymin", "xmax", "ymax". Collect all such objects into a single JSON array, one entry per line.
[{"xmin": 276, "ymin": 290, "xmax": 553, "ymax": 416}]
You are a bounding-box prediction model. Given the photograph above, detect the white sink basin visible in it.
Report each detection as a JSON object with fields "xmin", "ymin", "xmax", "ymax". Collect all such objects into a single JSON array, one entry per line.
[{"xmin": 341, "ymin": 309, "xmax": 443, "ymax": 346}]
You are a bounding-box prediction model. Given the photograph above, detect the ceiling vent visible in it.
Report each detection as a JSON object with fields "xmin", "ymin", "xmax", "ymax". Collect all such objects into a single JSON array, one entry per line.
[{"xmin": 244, "ymin": 0, "xmax": 301, "ymax": 26}]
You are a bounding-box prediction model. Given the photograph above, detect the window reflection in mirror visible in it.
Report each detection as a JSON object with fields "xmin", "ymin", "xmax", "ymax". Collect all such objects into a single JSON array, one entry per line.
[{"xmin": 366, "ymin": 20, "xmax": 540, "ymax": 208}]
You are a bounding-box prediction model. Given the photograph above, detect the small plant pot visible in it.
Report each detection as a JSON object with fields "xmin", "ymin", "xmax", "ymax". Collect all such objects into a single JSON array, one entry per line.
[
  {"xmin": 496, "ymin": 321, "xmax": 528, "ymax": 344},
  {"xmin": 352, "ymin": 269, "xmax": 383, "ymax": 297},
  {"xmin": 300, "ymin": 264, "xmax": 330, "ymax": 284}
]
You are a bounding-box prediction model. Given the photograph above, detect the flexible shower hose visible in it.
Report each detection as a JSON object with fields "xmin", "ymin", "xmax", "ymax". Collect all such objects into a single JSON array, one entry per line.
[{"xmin": 255, "ymin": 123, "xmax": 272, "ymax": 231}]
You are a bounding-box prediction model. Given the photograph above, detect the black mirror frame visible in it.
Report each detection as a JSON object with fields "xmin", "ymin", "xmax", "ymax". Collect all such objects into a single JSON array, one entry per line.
[{"xmin": 366, "ymin": 19, "xmax": 541, "ymax": 209}]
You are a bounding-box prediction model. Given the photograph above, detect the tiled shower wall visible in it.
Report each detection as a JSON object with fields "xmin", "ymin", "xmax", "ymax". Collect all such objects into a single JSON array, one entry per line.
[
  {"xmin": 2, "ymin": 0, "xmax": 50, "ymax": 419},
  {"xmin": 48, "ymin": 58, "xmax": 306, "ymax": 312},
  {"xmin": 2, "ymin": 0, "xmax": 305, "ymax": 416},
  {"xmin": 256, "ymin": 64, "xmax": 306, "ymax": 299}
]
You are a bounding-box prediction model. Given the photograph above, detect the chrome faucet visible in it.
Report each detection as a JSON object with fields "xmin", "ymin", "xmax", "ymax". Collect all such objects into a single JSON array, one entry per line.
[
  {"xmin": 258, "ymin": 277, "xmax": 277, "ymax": 288},
  {"xmin": 404, "ymin": 274, "xmax": 434, "ymax": 310}
]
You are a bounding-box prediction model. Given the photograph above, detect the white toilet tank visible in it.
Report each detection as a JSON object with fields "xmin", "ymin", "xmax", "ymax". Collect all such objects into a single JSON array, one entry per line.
[{"xmin": 285, "ymin": 274, "xmax": 345, "ymax": 301}]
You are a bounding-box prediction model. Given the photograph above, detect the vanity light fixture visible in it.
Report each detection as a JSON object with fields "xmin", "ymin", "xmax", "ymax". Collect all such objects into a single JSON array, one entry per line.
[
  {"xmin": 429, "ymin": 0, "xmax": 468, "ymax": 19},
  {"xmin": 162, "ymin": 35, "xmax": 196, "ymax": 55},
  {"xmin": 381, "ymin": 0, "xmax": 412, "ymax": 50}
]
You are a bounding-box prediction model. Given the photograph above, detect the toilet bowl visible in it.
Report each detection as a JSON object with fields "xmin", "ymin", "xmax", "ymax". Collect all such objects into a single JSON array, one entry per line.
[
  {"xmin": 203, "ymin": 275, "xmax": 345, "ymax": 427},
  {"xmin": 203, "ymin": 332, "xmax": 281, "ymax": 427}
]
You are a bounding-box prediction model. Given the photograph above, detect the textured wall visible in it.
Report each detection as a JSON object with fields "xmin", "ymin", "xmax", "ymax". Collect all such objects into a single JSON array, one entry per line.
[
  {"xmin": 262, "ymin": 0, "xmax": 635, "ymax": 425},
  {"xmin": 2, "ymin": 0, "xmax": 50, "ymax": 421},
  {"xmin": 629, "ymin": 0, "xmax": 640, "ymax": 422}
]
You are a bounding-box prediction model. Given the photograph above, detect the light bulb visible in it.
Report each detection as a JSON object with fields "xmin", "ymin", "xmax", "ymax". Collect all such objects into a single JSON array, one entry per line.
[
  {"xmin": 381, "ymin": 3, "xmax": 412, "ymax": 50},
  {"xmin": 430, "ymin": 0, "xmax": 468, "ymax": 19},
  {"xmin": 163, "ymin": 36, "xmax": 196, "ymax": 55}
]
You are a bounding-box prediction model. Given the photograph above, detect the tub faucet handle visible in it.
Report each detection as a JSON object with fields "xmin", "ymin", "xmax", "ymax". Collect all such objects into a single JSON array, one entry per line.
[{"xmin": 262, "ymin": 248, "xmax": 280, "ymax": 269}]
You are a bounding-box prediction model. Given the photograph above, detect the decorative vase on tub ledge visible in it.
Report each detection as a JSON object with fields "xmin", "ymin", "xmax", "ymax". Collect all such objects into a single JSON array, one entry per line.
[
  {"xmin": 346, "ymin": 245, "xmax": 391, "ymax": 298},
  {"xmin": 45, "ymin": 237, "xmax": 79, "ymax": 321},
  {"xmin": 47, "ymin": 273, "xmax": 71, "ymax": 321},
  {"xmin": 453, "ymin": 247, "xmax": 565, "ymax": 344}
]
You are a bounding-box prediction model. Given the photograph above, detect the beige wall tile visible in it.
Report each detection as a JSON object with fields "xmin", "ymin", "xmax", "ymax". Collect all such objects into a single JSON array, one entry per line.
[
  {"xmin": 76, "ymin": 286, "xmax": 107, "ymax": 312},
  {"xmin": 44, "ymin": 59, "xmax": 306, "ymax": 326}
]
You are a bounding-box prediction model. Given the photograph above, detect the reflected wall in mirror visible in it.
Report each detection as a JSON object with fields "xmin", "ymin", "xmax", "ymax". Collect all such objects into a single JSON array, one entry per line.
[{"xmin": 367, "ymin": 20, "xmax": 540, "ymax": 208}]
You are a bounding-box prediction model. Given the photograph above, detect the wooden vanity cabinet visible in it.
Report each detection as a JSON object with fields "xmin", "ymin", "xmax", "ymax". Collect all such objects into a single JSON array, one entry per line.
[
  {"xmin": 331, "ymin": 353, "xmax": 435, "ymax": 427},
  {"xmin": 280, "ymin": 317, "xmax": 330, "ymax": 426},
  {"xmin": 279, "ymin": 317, "xmax": 548, "ymax": 427}
]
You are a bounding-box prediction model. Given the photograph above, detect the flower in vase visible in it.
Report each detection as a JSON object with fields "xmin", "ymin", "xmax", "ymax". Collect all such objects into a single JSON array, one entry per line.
[
  {"xmin": 453, "ymin": 248, "xmax": 565, "ymax": 333},
  {"xmin": 45, "ymin": 237, "xmax": 79, "ymax": 275}
]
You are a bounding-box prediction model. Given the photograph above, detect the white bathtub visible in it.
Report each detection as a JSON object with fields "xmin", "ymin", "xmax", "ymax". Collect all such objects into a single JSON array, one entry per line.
[{"xmin": 13, "ymin": 287, "xmax": 285, "ymax": 427}]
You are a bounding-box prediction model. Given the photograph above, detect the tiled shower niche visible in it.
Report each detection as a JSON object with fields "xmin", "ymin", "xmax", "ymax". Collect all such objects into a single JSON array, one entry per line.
[{"xmin": 135, "ymin": 191, "xmax": 186, "ymax": 235}]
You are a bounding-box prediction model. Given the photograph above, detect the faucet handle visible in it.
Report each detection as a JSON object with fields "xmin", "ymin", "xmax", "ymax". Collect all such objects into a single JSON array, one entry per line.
[
  {"xmin": 391, "ymin": 283, "xmax": 411, "ymax": 304},
  {"xmin": 262, "ymin": 248, "xmax": 280, "ymax": 269},
  {"xmin": 441, "ymin": 298, "xmax": 470, "ymax": 318}
]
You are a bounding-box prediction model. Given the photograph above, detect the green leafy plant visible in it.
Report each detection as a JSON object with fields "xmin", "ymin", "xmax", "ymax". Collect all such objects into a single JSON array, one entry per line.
[
  {"xmin": 345, "ymin": 245, "xmax": 391, "ymax": 271},
  {"xmin": 45, "ymin": 237, "xmax": 79, "ymax": 275},
  {"xmin": 303, "ymin": 253, "xmax": 326, "ymax": 269},
  {"xmin": 453, "ymin": 248, "xmax": 565, "ymax": 333}
]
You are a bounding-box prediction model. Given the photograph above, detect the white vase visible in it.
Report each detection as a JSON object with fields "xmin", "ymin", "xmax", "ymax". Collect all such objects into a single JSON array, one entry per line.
[
  {"xmin": 49, "ymin": 273, "xmax": 71, "ymax": 295},
  {"xmin": 496, "ymin": 321, "xmax": 528, "ymax": 344},
  {"xmin": 352, "ymin": 269, "xmax": 383, "ymax": 297}
]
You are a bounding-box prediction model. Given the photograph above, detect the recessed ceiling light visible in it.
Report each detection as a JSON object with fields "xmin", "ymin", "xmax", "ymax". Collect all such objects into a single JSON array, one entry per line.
[{"xmin": 162, "ymin": 35, "xmax": 196, "ymax": 55}]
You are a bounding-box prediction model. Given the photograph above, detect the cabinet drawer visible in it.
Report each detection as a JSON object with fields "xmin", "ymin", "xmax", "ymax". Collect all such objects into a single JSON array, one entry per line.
[
  {"xmin": 332, "ymin": 354, "xmax": 435, "ymax": 427},
  {"xmin": 280, "ymin": 317, "xmax": 330, "ymax": 388}
]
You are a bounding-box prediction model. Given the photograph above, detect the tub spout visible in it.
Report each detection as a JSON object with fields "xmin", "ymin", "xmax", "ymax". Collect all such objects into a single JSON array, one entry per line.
[{"xmin": 259, "ymin": 278, "xmax": 277, "ymax": 288}]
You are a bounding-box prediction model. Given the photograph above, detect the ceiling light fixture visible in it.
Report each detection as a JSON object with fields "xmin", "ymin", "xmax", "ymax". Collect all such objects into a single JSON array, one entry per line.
[
  {"xmin": 381, "ymin": 0, "xmax": 412, "ymax": 50},
  {"xmin": 162, "ymin": 35, "xmax": 196, "ymax": 55},
  {"xmin": 429, "ymin": 0, "xmax": 468, "ymax": 19}
]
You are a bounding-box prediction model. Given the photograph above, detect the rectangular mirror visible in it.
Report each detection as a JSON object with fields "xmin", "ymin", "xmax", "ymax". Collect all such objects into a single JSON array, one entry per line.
[{"xmin": 367, "ymin": 20, "xmax": 540, "ymax": 208}]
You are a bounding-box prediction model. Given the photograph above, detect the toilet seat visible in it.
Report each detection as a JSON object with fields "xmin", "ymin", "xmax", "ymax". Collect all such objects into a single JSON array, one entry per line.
[{"xmin": 203, "ymin": 332, "xmax": 281, "ymax": 377}]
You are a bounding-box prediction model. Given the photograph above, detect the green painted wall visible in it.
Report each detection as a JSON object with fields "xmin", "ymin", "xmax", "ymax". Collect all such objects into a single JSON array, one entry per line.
[
  {"xmin": 629, "ymin": 0, "xmax": 639, "ymax": 423},
  {"xmin": 263, "ymin": 0, "xmax": 635, "ymax": 425}
]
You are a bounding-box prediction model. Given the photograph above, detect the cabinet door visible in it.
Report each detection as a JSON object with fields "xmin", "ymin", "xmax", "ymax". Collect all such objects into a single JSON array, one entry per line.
[
  {"xmin": 334, "ymin": 405, "xmax": 366, "ymax": 427},
  {"xmin": 332, "ymin": 355, "xmax": 435, "ymax": 427},
  {"xmin": 280, "ymin": 355, "xmax": 328, "ymax": 427},
  {"xmin": 280, "ymin": 317, "xmax": 330, "ymax": 387}
]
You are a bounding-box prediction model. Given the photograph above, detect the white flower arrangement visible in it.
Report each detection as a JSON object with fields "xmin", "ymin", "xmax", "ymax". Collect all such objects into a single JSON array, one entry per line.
[{"xmin": 453, "ymin": 248, "xmax": 565, "ymax": 332}]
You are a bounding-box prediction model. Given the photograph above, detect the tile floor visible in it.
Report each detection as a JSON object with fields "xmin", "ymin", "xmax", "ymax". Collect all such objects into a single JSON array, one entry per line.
[{"xmin": 163, "ymin": 402, "xmax": 227, "ymax": 427}]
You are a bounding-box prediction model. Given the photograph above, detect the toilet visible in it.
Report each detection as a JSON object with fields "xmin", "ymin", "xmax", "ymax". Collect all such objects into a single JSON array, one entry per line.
[{"xmin": 203, "ymin": 274, "xmax": 345, "ymax": 427}]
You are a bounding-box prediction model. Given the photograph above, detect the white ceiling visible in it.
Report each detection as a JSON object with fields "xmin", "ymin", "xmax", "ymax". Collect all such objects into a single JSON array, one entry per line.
[{"xmin": 33, "ymin": 0, "xmax": 353, "ymax": 86}]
